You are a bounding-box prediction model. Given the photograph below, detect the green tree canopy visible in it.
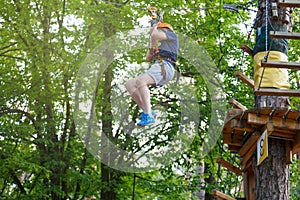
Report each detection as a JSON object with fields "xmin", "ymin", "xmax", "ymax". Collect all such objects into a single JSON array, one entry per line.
[{"xmin": 0, "ymin": 0, "xmax": 299, "ymax": 199}]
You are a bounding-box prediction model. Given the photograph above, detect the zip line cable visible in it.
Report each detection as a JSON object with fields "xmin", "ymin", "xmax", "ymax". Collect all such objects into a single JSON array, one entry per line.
[
  {"xmin": 98, "ymin": 0, "xmax": 257, "ymax": 14},
  {"xmin": 98, "ymin": 0, "xmax": 259, "ymax": 88}
]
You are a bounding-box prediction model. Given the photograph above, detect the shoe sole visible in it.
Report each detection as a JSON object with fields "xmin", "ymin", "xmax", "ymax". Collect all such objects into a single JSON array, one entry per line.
[{"xmin": 137, "ymin": 122, "xmax": 155, "ymax": 127}]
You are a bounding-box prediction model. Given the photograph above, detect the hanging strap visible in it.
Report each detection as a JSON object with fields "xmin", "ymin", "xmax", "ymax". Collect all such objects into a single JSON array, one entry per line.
[
  {"xmin": 155, "ymin": 55, "xmax": 180, "ymax": 86},
  {"xmin": 157, "ymin": 56, "xmax": 166, "ymax": 78}
]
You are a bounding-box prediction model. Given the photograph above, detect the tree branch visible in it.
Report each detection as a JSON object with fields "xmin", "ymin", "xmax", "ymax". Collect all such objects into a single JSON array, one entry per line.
[
  {"xmin": 0, "ymin": 53, "xmax": 26, "ymax": 61},
  {"xmin": 0, "ymin": 178, "xmax": 7, "ymax": 195},
  {"xmin": 0, "ymin": 108, "xmax": 37, "ymax": 130},
  {"xmin": 0, "ymin": 42, "xmax": 18, "ymax": 51},
  {"xmin": 9, "ymin": 169, "xmax": 26, "ymax": 194}
]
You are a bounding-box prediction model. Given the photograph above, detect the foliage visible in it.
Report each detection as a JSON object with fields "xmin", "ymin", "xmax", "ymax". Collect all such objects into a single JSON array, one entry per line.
[
  {"xmin": 290, "ymin": 158, "xmax": 300, "ymax": 200},
  {"xmin": 0, "ymin": 0, "xmax": 299, "ymax": 199}
]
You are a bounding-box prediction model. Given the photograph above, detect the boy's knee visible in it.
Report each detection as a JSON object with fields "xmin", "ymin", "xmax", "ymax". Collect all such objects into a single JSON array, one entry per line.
[
  {"xmin": 125, "ymin": 79, "xmax": 138, "ymax": 95},
  {"xmin": 136, "ymin": 77, "xmax": 146, "ymax": 88},
  {"xmin": 125, "ymin": 79, "xmax": 134, "ymax": 90}
]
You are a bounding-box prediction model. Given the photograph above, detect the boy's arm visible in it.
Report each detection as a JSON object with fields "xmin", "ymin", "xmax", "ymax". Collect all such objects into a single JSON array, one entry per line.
[
  {"xmin": 146, "ymin": 25, "xmax": 168, "ymax": 62},
  {"xmin": 146, "ymin": 48, "xmax": 154, "ymax": 62},
  {"xmin": 150, "ymin": 25, "xmax": 168, "ymax": 41}
]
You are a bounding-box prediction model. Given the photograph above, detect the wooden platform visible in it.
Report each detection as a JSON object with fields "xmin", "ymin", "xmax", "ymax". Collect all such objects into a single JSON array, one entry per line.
[
  {"xmin": 261, "ymin": 60, "xmax": 300, "ymax": 70},
  {"xmin": 270, "ymin": 31, "xmax": 300, "ymax": 40},
  {"xmin": 278, "ymin": 0, "xmax": 300, "ymax": 8},
  {"xmin": 223, "ymin": 108, "xmax": 300, "ymax": 168},
  {"xmin": 254, "ymin": 88, "xmax": 300, "ymax": 97}
]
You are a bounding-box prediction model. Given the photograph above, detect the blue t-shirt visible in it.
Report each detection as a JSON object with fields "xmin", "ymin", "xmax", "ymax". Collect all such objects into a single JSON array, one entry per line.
[{"xmin": 158, "ymin": 31, "xmax": 178, "ymax": 62}]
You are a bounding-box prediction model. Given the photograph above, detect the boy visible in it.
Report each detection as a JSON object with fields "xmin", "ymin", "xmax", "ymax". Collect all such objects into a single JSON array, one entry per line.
[{"xmin": 125, "ymin": 22, "xmax": 178, "ymax": 126}]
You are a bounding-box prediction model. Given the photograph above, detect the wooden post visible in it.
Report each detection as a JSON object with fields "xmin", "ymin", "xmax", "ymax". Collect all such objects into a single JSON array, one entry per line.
[
  {"xmin": 243, "ymin": 168, "xmax": 255, "ymax": 200},
  {"xmin": 211, "ymin": 189, "xmax": 236, "ymax": 200},
  {"xmin": 228, "ymin": 98, "xmax": 248, "ymax": 111},
  {"xmin": 285, "ymin": 140, "xmax": 292, "ymax": 165},
  {"xmin": 216, "ymin": 158, "xmax": 243, "ymax": 176},
  {"xmin": 234, "ymin": 71, "xmax": 254, "ymax": 89}
]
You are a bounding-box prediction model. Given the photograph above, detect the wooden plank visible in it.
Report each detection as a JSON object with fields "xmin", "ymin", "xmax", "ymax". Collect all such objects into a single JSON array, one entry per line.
[
  {"xmin": 261, "ymin": 60, "xmax": 300, "ymax": 70},
  {"xmin": 240, "ymin": 139, "xmax": 257, "ymax": 167},
  {"xmin": 235, "ymin": 71, "xmax": 255, "ymax": 88},
  {"xmin": 267, "ymin": 121, "xmax": 298, "ymax": 135},
  {"xmin": 272, "ymin": 109, "xmax": 291, "ymax": 118},
  {"xmin": 278, "ymin": 0, "xmax": 300, "ymax": 8},
  {"xmin": 212, "ymin": 190, "xmax": 236, "ymax": 200},
  {"xmin": 231, "ymin": 119, "xmax": 255, "ymax": 132},
  {"xmin": 255, "ymin": 108, "xmax": 273, "ymax": 115},
  {"xmin": 254, "ymin": 88, "xmax": 300, "ymax": 97},
  {"xmin": 248, "ymin": 112, "xmax": 300, "ymax": 131},
  {"xmin": 223, "ymin": 134, "xmax": 243, "ymax": 145},
  {"xmin": 228, "ymin": 145, "xmax": 241, "ymax": 153},
  {"xmin": 244, "ymin": 169, "xmax": 255, "ymax": 200},
  {"xmin": 284, "ymin": 109, "xmax": 300, "ymax": 120},
  {"xmin": 240, "ymin": 43, "xmax": 253, "ymax": 56},
  {"xmin": 242, "ymin": 159, "xmax": 252, "ymax": 173},
  {"xmin": 228, "ymin": 98, "xmax": 248, "ymax": 111},
  {"xmin": 252, "ymin": 109, "xmax": 300, "ymax": 121},
  {"xmin": 223, "ymin": 134, "xmax": 244, "ymax": 146},
  {"xmin": 239, "ymin": 132, "xmax": 260, "ymax": 157},
  {"xmin": 270, "ymin": 31, "xmax": 300, "ymax": 40},
  {"xmin": 217, "ymin": 158, "xmax": 243, "ymax": 176},
  {"xmin": 292, "ymin": 133, "xmax": 300, "ymax": 154},
  {"xmin": 224, "ymin": 108, "xmax": 244, "ymax": 123},
  {"xmin": 271, "ymin": 131, "xmax": 296, "ymax": 139},
  {"xmin": 243, "ymin": 172, "xmax": 250, "ymax": 200},
  {"xmin": 248, "ymin": 170, "xmax": 256, "ymax": 200},
  {"xmin": 241, "ymin": 126, "xmax": 266, "ymax": 168},
  {"xmin": 223, "ymin": 126, "xmax": 232, "ymax": 134}
]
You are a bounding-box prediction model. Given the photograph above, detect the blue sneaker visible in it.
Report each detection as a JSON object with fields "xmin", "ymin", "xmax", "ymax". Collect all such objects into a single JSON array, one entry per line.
[
  {"xmin": 137, "ymin": 113, "xmax": 155, "ymax": 126},
  {"xmin": 140, "ymin": 110, "xmax": 156, "ymax": 120}
]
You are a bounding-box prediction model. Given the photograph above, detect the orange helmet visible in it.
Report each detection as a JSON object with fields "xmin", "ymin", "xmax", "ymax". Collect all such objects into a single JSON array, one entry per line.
[{"xmin": 158, "ymin": 22, "xmax": 174, "ymax": 32}]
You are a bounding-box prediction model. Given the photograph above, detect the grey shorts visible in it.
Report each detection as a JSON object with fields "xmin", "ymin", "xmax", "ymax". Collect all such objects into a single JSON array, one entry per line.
[{"xmin": 146, "ymin": 60, "xmax": 175, "ymax": 86}]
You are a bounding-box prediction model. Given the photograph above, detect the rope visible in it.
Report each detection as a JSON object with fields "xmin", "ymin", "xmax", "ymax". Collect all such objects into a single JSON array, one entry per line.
[
  {"xmin": 265, "ymin": 0, "xmax": 269, "ymax": 60},
  {"xmin": 258, "ymin": 1, "xmax": 271, "ymax": 90}
]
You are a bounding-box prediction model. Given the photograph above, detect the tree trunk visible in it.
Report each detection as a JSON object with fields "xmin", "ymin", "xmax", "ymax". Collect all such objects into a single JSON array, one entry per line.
[
  {"xmin": 252, "ymin": 0, "xmax": 291, "ymax": 199},
  {"xmin": 252, "ymin": 138, "xmax": 290, "ymax": 200},
  {"xmin": 193, "ymin": 161, "xmax": 205, "ymax": 199},
  {"xmin": 41, "ymin": 4, "xmax": 63, "ymax": 200},
  {"xmin": 96, "ymin": 0, "xmax": 118, "ymax": 195},
  {"xmin": 100, "ymin": 49, "xmax": 116, "ymax": 200},
  {"xmin": 253, "ymin": 0, "xmax": 291, "ymax": 108},
  {"xmin": 204, "ymin": 162, "xmax": 215, "ymax": 200}
]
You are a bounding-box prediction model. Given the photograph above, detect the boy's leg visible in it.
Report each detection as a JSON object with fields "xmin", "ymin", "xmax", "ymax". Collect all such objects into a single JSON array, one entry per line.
[
  {"xmin": 135, "ymin": 74, "xmax": 155, "ymax": 114},
  {"xmin": 125, "ymin": 74, "xmax": 155, "ymax": 114},
  {"xmin": 125, "ymin": 77, "xmax": 144, "ymax": 110}
]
